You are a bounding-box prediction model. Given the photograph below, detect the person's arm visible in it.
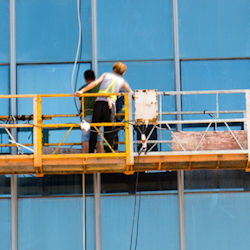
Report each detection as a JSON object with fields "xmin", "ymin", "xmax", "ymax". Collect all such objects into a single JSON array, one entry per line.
[
  {"xmin": 121, "ymin": 81, "xmax": 135, "ymax": 100},
  {"xmin": 121, "ymin": 81, "xmax": 132, "ymax": 93},
  {"xmin": 75, "ymin": 73, "xmax": 106, "ymax": 96}
]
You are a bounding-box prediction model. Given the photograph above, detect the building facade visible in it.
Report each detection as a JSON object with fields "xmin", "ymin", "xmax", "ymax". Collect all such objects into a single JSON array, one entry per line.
[{"xmin": 0, "ymin": 0, "xmax": 250, "ymax": 250}]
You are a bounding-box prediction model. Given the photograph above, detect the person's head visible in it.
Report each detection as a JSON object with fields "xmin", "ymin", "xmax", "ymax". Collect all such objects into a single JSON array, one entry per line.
[
  {"xmin": 112, "ymin": 62, "xmax": 127, "ymax": 76},
  {"xmin": 84, "ymin": 69, "xmax": 96, "ymax": 83}
]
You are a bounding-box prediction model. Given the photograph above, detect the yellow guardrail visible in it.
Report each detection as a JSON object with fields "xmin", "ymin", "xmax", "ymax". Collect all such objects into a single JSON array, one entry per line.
[
  {"xmin": 0, "ymin": 90, "xmax": 248, "ymax": 176},
  {"xmin": 0, "ymin": 93, "xmax": 133, "ymax": 176}
]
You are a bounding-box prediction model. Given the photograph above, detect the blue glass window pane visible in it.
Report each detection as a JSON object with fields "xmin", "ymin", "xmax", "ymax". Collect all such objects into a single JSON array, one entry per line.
[
  {"xmin": 181, "ymin": 60, "xmax": 250, "ymax": 123},
  {"xmin": 0, "ymin": 66, "xmax": 9, "ymax": 153},
  {"xmin": 17, "ymin": 63, "xmax": 90, "ymax": 147},
  {"xmin": 99, "ymin": 61, "xmax": 175, "ymax": 91},
  {"xmin": 0, "ymin": 66, "xmax": 9, "ymax": 114},
  {"xmin": 181, "ymin": 60, "xmax": 250, "ymax": 91},
  {"xmin": 16, "ymin": 0, "xmax": 91, "ymax": 63},
  {"xmin": 18, "ymin": 198, "xmax": 83, "ymax": 250},
  {"xmin": 179, "ymin": 0, "xmax": 250, "ymax": 58},
  {"xmin": 97, "ymin": 0, "xmax": 173, "ymax": 60},
  {"xmin": 0, "ymin": 0, "xmax": 9, "ymax": 63},
  {"xmin": 185, "ymin": 192, "xmax": 250, "ymax": 250},
  {"xmin": 102, "ymin": 194, "xmax": 179, "ymax": 250},
  {"xmin": 0, "ymin": 199, "xmax": 10, "ymax": 249}
]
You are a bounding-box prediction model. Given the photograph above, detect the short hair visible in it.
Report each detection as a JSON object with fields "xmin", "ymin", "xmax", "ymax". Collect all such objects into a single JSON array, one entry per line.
[
  {"xmin": 84, "ymin": 69, "xmax": 96, "ymax": 81},
  {"xmin": 112, "ymin": 62, "xmax": 127, "ymax": 75}
]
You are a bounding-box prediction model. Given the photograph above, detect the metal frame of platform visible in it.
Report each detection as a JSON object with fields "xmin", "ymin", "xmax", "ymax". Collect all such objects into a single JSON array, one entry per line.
[
  {"xmin": 0, "ymin": 90, "xmax": 249, "ymax": 176},
  {"xmin": 0, "ymin": 150, "xmax": 248, "ymax": 175}
]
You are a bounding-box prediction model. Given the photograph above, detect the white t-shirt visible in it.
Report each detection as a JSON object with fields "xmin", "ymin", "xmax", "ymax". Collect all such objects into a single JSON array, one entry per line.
[{"xmin": 96, "ymin": 72, "xmax": 127, "ymax": 102}]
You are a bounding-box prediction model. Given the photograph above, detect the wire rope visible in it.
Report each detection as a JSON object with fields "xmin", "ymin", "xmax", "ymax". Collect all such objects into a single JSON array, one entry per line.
[
  {"xmin": 71, "ymin": 0, "xmax": 82, "ymax": 113},
  {"xmin": 129, "ymin": 171, "xmax": 140, "ymax": 250}
]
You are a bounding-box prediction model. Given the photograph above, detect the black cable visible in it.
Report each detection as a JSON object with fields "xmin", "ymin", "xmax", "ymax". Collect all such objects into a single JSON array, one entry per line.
[
  {"xmin": 131, "ymin": 142, "xmax": 146, "ymax": 250},
  {"xmin": 89, "ymin": 126, "xmax": 122, "ymax": 134},
  {"xmin": 135, "ymin": 125, "xmax": 142, "ymax": 135},
  {"xmin": 87, "ymin": 119, "xmax": 133, "ymax": 134},
  {"xmin": 129, "ymin": 171, "xmax": 140, "ymax": 250},
  {"xmin": 135, "ymin": 124, "xmax": 147, "ymax": 135},
  {"xmin": 134, "ymin": 190, "xmax": 141, "ymax": 250}
]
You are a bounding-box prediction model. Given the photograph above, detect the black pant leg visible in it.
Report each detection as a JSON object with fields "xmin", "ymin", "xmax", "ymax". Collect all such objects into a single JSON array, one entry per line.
[
  {"xmin": 103, "ymin": 103, "xmax": 116, "ymax": 152},
  {"xmin": 89, "ymin": 102, "xmax": 102, "ymax": 153}
]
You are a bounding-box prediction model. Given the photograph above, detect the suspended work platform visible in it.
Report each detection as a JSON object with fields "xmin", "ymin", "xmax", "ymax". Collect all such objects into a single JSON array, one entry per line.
[
  {"xmin": 0, "ymin": 90, "xmax": 249, "ymax": 176},
  {"xmin": 0, "ymin": 150, "xmax": 248, "ymax": 175}
]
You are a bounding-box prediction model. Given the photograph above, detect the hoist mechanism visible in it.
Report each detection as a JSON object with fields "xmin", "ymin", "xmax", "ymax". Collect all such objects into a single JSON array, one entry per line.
[
  {"xmin": 0, "ymin": 89, "xmax": 249, "ymax": 177},
  {"xmin": 134, "ymin": 89, "xmax": 158, "ymax": 155}
]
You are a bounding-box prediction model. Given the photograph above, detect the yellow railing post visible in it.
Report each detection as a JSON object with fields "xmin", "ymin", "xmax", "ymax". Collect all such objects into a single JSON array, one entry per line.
[
  {"xmin": 33, "ymin": 95, "xmax": 43, "ymax": 176},
  {"xmin": 124, "ymin": 93, "xmax": 134, "ymax": 174},
  {"xmin": 81, "ymin": 95, "xmax": 84, "ymax": 120}
]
